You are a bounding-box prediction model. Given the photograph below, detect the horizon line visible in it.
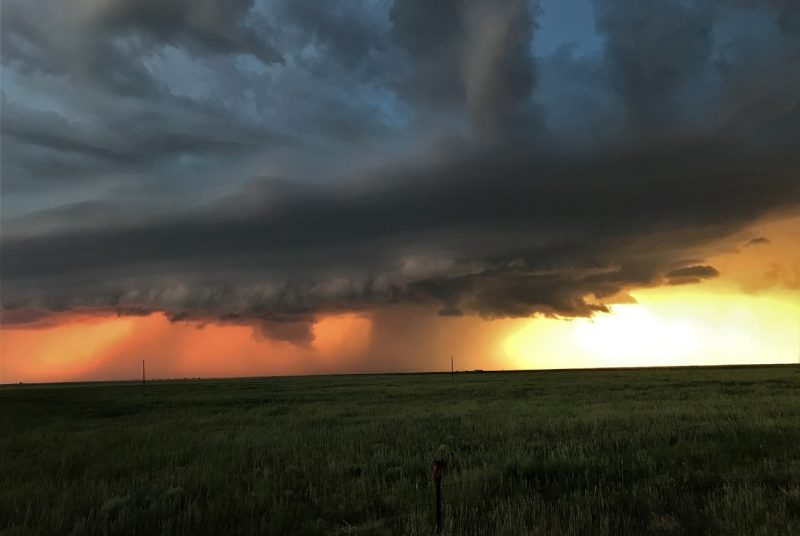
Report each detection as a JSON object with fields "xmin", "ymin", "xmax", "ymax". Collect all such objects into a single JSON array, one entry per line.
[{"xmin": 2, "ymin": 362, "xmax": 797, "ymax": 388}]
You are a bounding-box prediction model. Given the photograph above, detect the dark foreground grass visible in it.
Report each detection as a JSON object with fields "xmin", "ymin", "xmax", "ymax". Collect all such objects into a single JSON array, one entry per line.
[{"xmin": 2, "ymin": 365, "xmax": 799, "ymax": 535}]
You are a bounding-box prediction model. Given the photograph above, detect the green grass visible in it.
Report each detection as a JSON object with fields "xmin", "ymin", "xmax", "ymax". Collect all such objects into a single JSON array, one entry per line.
[{"xmin": 2, "ymin": 365, "xmax": 800, "ymax": 535}]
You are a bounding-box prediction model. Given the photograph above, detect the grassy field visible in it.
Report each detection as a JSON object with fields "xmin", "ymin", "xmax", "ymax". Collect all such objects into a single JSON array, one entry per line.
[{"xmin": 2, "ymin": 365, "xmax": 799, "ymax": 535}]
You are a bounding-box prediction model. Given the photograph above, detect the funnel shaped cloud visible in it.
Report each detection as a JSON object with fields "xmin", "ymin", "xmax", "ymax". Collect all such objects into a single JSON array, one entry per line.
[{"xmin": 462, "ymin": 0, "xmax": 535, "ymax": 132}]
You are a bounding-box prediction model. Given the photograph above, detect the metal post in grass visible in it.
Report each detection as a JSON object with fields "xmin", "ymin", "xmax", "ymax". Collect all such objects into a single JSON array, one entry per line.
[{"xmin": 433, "ymin": 460, "xmax": 446, "ymax": 533}]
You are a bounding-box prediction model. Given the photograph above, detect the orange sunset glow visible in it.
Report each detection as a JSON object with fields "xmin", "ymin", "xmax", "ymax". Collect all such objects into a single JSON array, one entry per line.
[{"xmin": 1, "ymin": 312, "xmax": 375, "ymax": 383}]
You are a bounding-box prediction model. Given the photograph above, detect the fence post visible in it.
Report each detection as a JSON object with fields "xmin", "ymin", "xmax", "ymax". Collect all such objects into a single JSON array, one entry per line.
[{"xmin": 433, "ymin": 460, "xmax": 446, "ymax": 533}]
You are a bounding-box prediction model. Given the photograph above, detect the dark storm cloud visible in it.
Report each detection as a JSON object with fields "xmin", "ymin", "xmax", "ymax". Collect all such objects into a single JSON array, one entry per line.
[
  {"xmin": 778, "ymin": 4, "xmax": 800, "ymax": 35},
  {"xmin": 746, "ymin": 237, "xmax": 771, "ymax": 246},
  {"xmin": 276, "ymin": 0, "xmax": 389, "ymax": 71},
  {"xmin": 0, "ymin": 96, "xmax": 275, "ymax": 197},
  {"xmin": 389, "ymin": 0, "xmax": 535, "ymax": 131},
  {"xmin": 664, "ymin": 265, "xmax": 721, "ymax": 285},
  {"xmin": 276, "ymin": 0, "xmax": 536, "ymax": 135},
  {"xmin": 0, "ymin": 0, "xmax": 399, "ymax": 201},
  {"xmin": 1, "ymin": 0, "xmax": 285, "ymax": 189},
  {"xmin": 1, "ymin": 0, "xmax": 281, "ymax": 81},
  {"xmin": 1, "ymin": 100, "xmax": 255, "ymax": 167},
  {"xmin": 583, "ymin": 0, "xmax": 800, "ymax": 141},
  {"xmin": 101, "ymin": 0, "xmax": 282, "ymax": 65},
  {"xmin": 2, "ymin": 0, "xmax": 800, "ymax": 337},
  {"xmin": 388, "ymin": 0, "xmax": 465, "ymax": 103},
  {"xmin": 3, "ymin": 133, "xmax": 798, "ymax": 323},
  {"xmin": 1, "ymin": 2, "xmax": 157, "ymax": 97},
  {"xmin": 593, "ymin": 0, "xmax": 715, "ymax": 128}
]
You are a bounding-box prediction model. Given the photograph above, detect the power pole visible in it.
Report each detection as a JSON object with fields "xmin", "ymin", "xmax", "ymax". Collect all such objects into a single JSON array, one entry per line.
[
  {"xmin": 142, "ymin": 360, "xmax": 145, "ymax": 386},
  {"xmin": 450, "ymin": 355, "xmax": 454, "ymax": 382}
]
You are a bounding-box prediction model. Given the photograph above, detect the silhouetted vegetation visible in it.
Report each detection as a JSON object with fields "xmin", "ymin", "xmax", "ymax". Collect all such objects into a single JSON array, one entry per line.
[{"xmin": 2, "ymin": 366, "xmax": 799, "ymax": 535}]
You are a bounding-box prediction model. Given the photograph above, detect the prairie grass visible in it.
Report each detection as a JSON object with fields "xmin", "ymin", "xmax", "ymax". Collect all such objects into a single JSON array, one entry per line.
[{"xmin": 2, "ymin": 365, "xmax": 799, "ymax": 534}]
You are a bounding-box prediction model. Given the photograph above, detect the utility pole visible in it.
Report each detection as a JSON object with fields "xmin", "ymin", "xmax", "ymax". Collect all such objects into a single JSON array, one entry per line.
[
  {"xmin": 450, "ymin": 355, "xmax": 454, "ymax": 382},
  {"xmin": 142, "ymin": 360, "xmax": 145, "ymax": 387}
]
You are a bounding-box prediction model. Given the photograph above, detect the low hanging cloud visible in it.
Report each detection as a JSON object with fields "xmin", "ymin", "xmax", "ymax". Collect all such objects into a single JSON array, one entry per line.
[
  {"xmin": 3, "ymin": 135, "xmax": 797, "ymax": 337},
  {"xmin": 2, "ymin": 0, "xmax": 799, "ymax": 344},
  {"xmin": 664, "ymin": 265, "xmax": 721, "ymax": 286},
  {"xmin": 746, "ymin": 237, "xmax": 771, "ymax": 246}
]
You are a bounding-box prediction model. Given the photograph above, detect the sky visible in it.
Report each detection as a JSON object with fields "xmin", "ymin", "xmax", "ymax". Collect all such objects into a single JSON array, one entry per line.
[{"xmin": 1, "ymin": 0, "xmax": 799, "ymax": 383}]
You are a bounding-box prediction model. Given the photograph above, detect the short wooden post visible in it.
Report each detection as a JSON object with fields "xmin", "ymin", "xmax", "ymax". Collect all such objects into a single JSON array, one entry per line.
[{"xmin": 433, "ymin": 460, "xmax": 446, "ymax": 533}]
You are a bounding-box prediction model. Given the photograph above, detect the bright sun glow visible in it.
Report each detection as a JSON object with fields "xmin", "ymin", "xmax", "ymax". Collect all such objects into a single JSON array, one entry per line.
[
  {"xmin": 503, "ymin": 285, "xmax": 800, "ymax": 370},
  {"xmin": 571, "ymin": 304, "xmax": 699, "ymax": 367}
]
